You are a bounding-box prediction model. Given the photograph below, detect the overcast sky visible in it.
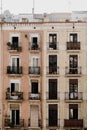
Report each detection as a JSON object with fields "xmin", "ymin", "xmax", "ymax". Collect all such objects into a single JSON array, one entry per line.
[{"xmin": 1, "ymin": 0, "xmax": 87, "ymax": 14}]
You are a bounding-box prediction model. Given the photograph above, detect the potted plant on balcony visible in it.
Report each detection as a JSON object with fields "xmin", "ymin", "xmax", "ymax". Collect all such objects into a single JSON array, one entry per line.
[
  {"xmin": 4, "ymin": 114, "xmax": 10, "ymax": 125},
  {"xmin": 4, "ymin": 113, "xmax": 10, "ymax": 119},
  {"xmin": 6, "ymin": 88, "xmax": 10, "ymax": 99},
  {"xmin": 7, "ymin": 42, "xmax": 11, "ymax": 46},
  {"xmin": 12, "ymin": 91, "xmax": 18, "ymax": 96},
  {"xmin": 7, "ymin": 87, "xmax": 10, "ymax": 92},
  {"xmin": 4, "ymin": 114, "xmax": 10, "ymax": 127}
]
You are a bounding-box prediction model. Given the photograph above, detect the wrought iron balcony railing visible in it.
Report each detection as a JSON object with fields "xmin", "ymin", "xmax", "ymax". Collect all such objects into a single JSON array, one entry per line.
[
  {"xmin": 29, "ymin": 43, "xmax": 40, "ymax": 50},
  {"xmin": 65, "ymin": 67, "xmax": 82, "ymax": 75},
  {"xmin": 7, "ymin": 66, "xmax": 23, "ymax": 74},
  {"xmin": 29, "ymin": 93, "xmax": 40, "ymax": 100},
  {"xmin": 4, "ymin": 119, "xmax": 24, "ymax": 128},
  {"xmin": 7, "ymin": 42, "xmax": 22, "ymax": 51},
  {"xmin": 65, "ymin": 92, "xmax": 83, "ymax": 100},
  {"xmin": 64, "ymin": 119, "xmax": 83, "ymax": 127},
  {"xmin": 47, "ymin": 42, "xmax": 58, "ymax": 50},
  {"xmin": 67, "ymin": 42, "xmax": 80, "ymax": 50},
  {"xmin": 28, "ymin": 119, "xmax": 41, "ymax": 127},
  {"xmin": 29, "ymin": 67, "xmax": 40, "ymax": 74},
  {"xmin": 6, "ymin": 92, "xmax": 23, "ymax": 100},
  {"xmin": 46, "ymin": 67, "xmax": 59, "ymax": 75},
  {"xmin": 46, "ymin": 92, "xmax": 60, "ymax": 100},
  {"xmin": 46, "ymin": 119, "xmax": 60, "ymax": 127}
]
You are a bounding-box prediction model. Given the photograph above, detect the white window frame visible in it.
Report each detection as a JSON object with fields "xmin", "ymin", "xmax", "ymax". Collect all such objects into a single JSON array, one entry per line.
[
  {"xmin": 10, "ymin": 33, "xmax": 20, "ymax": 45},
  {"xmin": 10, "ymin": 56, "xmax": 20, "ymax": 66},
  {"xmin": 10, "ymin": 79, "xmax": 20, "ymax": 92}
]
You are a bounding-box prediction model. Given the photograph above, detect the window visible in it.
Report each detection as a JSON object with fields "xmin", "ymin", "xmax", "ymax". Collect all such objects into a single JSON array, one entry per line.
[
  {"xmin": 49, "ymin": 34, "xmax": 57, "ymax": 43},
  {"xmin": 49, "ymin": 55, "xmax": 57, "ymax": 66},
  {"xmin": 10, "ymin": 80, "xmax": 20, "ymax": 97},
  {"xmin": 69, "ymin": 79, "xmax": 78, "ymax": 99},
  {"xmin": 31, "ymin": 81, "xmax": 38, "ymax": 94},
  {"xmin": 69, "ymin": 104, "xmax": 78, "ymax": 119},
  {"xmin": 11, "ymin": 56, "xmax": 20, "ymax": 67},
  {"xmin": 49, "ymin": 79, "xmax": 57, "ymax": 99},
  {"xmin": 30, "ymin": 33, "xmax": 39, "ymax": 50},
  {"xmin": 69, "ymin": 55, "xmax": 78, "ymax": 74},
  {"xmin": 11, "ymin": 83, "xmax": 19, "ymax": 95},
  {"xmin": 31, "ymin": 37, "xmax": 38, "ymax": 49},
  {"xmin": 49, "ymin": 55, "xmax": 57, "ymax": 74},
  {"xmin": 32, "ymin": 37, "xmax": 37, "ymax": 44},
  {"xmin": 33, "ymin": 57, "xmax": 38, "ymax": 67},
  {"xmin": 29, "ymin": 56, "xmax": 40, "ymax": 74},
  {"xmin": 30, "ymin": 80, "xmax": 40, "ymax": 99},
  {"xmin": 10, "ymin": 104, "xmax": 20, "ymax": 126},
  {"xmin": 10, "ymin": 56, "xmax": 20, "ymax": 73},
  {"xmin": 69, "ymin": 55, "xmax": 78, "ymax": 68},
  {"xmin": 30, "ymin": 105, "xmax": 39, "ymax": 127},
  {"xmin": 69, "ymin": 33, "xmax": 78, "ymax": 43},
  {"xmin": 49, "ymin": 104, "xmax": 58, "ymax": 126},
  {"xmin": 12, "ymin": 36, "xmax": 19, "ymax": 47},
  {"xmin": 7, "ymin": 56, "xmax": 22, "ymax": 74},
  {"xmin": 49, "ymin": 34, "xmax": 57, "ymax": 49}
]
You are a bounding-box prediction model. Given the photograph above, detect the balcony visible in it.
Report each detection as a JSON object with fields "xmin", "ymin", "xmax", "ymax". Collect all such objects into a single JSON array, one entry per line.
[
  {"xmin": 65, "ymin": 92, "xmax": 83, "ymax": 101},
  {"xmin": 28, "ymin": 119, "xmax": 41, "ymax": 127},
  {"xmin": 47, "ymin": 42, "xmax": 58, "ymax": 50},
  {"xmin": 7, "ymin": 42, "xmax": 22, "ymax": 52},
  {"xmin": 29, "ymin": 43, "xmax": 40, "ymax": 50},
  {"xmin": 46, "ymin": 119, "xmax": 60, "ymax": 128},
  {"xmin": 29, "ymin": 67, "xmax": 40, "ymax": 75},
  {"xmin": 65, "ymin": 67, "xmax": 82, "ymax": 76},
  {"xmin": 29, "ymin": 93, "xmax": 40, "ymax": 100},
  {"xmin": 46, "ymin": 67, "xmax": 59, "ymax": 75},
  {"xmin": 6, "ymin": 92, "xmax": 23, "ymax": 101},
  {"xmin": 46, "ymin": 92, "xmax": 60, "ymax": 101},
  {"xmin": 64, "ymin": 119, "xmax": 83, "ymax": 128},
  {"xmin": 4, "ymin": 119, "xmax": 24, "ymax": 128},
  {"xmin": 7, "ymin": 66, "xmax": 23, "ymax": 75},
  {"xmin": 67, "ymin": 42, "xmax": 80, "ymax": 50}
]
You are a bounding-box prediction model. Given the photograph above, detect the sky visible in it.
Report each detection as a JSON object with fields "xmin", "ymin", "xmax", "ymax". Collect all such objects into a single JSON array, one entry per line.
[{"xmin": 1, "ymin": 0, "xmax": 87, "ymax": 14}]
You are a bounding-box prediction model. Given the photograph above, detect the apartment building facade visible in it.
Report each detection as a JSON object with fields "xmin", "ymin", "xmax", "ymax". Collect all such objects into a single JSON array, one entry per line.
[{"xmin": 0, "ymin": 16, "xmax": 87, "ymax": 130}]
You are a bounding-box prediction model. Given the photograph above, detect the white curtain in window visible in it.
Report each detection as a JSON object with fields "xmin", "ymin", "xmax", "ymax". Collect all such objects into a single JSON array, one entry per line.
[{"xmin": 33, "ymin": 58, "xmax": 38, "ymax": 67}]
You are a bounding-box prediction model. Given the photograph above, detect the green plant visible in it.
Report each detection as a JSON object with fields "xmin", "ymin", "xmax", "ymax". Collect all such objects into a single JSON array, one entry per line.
[
  {"xmin": 7, "ymin": 87, "xmax": 10, "ymax": 92},
  {"xmin": 4, "ymin": 114, "xmax": 10, "ymax": 119},
  {"xmin": 7, "ymin": 42, "xmax": 11, "ymax": 46}
]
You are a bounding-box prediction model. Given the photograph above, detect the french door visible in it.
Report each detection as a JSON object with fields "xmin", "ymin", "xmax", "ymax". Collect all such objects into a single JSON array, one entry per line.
[{"xmin": 11, "ymin": 110, "xmax": 20, "ymax": 125}]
